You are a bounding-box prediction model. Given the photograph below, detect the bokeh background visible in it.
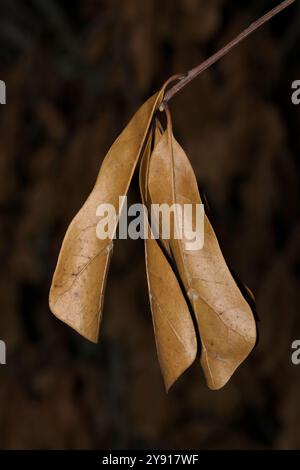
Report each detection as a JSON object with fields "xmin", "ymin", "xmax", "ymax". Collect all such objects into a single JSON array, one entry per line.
[{"xmin": 0, "ymin": 0, "xmax": 300, "ymax": 450}]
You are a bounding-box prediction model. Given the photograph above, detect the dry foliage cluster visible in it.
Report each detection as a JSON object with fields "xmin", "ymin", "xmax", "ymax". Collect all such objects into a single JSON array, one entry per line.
[
  {"xmin": 49, "ymin": 82, "xmax": 257, "ymax": 392},
  {"xmin": 0, "ymin": 0, "xmax": 300, "ymax": 450}
]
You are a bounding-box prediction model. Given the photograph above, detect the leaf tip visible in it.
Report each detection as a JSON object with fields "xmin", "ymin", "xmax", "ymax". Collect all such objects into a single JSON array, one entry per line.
[{"xmin": 49, "ymin": 293, "xmax": 99, "ymax": 344}]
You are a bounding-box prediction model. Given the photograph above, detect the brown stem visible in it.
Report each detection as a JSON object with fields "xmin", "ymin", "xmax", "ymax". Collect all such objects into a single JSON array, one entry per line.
[{"xmin": 162, "ymin": 0, "xmax": 295, "ymax": 107}]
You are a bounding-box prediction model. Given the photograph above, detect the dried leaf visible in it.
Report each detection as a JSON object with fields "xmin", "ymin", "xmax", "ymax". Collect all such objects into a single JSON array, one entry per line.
[
  {"xmin": 49, "ymin": 89, "xmax": 166, "ymax": 342},
  {"xmin": 139, "ymin": 126, "xmax": 197, "ymax": 391},
  {"xmin": 148, "ymin": 116, "xmax": 257, "ymax": 389}
]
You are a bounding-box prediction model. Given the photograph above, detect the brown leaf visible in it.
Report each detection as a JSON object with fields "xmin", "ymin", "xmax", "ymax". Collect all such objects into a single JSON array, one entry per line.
[
  {"xmin": 49, "ymin": 89, "xmax": 166, "ymax": 342},
  {"xmin": 148, "ymin": 112, "xmax": 257, "ymax": 389},
  {"xmin": 139, "ymin": 125, "xmax": 197, "ymax": 391}
]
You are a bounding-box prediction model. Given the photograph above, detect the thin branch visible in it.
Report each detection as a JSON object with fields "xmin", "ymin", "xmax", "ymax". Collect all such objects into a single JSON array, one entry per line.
[{"xmin": 162, "ymin": 0, "xmax": 295, "ymax": 107}]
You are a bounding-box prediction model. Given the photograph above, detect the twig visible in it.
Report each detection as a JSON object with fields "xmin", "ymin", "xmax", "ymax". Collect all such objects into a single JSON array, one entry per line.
[{"xmin": 162, "ymin": 0, "xmax": 295, "ymax": 108}]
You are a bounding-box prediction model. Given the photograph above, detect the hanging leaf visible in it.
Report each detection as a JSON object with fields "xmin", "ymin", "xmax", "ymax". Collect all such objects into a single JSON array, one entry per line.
[
  {"xmin": 148, "ymin": 111, "xmax": 257, "ymax": 389},
  {"xmin": 49, "ymin": 88, "xmax": 168, "ymax": 342},
  {"xmin": 139, "ymin": 125, "xmax": 197, "ymax": 391}
]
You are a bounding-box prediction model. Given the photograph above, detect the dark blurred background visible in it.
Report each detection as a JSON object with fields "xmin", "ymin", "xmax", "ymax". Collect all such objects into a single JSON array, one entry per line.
[{"xmin": 0, "ymin": 0, "xmax": 300, "ymax": 450}]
